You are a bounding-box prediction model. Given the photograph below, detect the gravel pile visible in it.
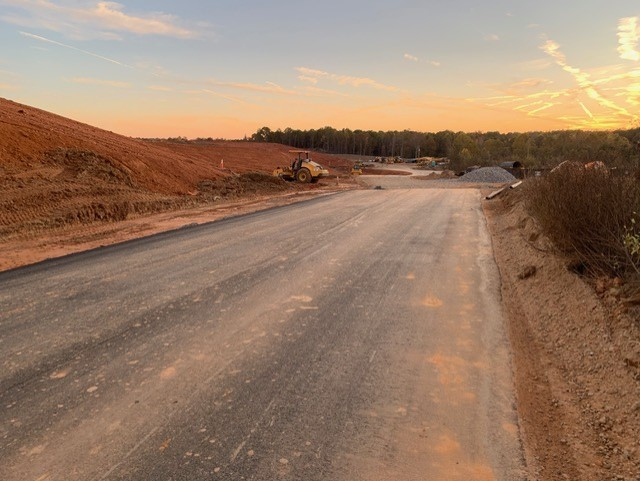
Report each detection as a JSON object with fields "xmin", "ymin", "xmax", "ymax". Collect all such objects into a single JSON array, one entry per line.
[{"xmin": 458, "ymin": 166, "xmax": 516, "ymax": 183}]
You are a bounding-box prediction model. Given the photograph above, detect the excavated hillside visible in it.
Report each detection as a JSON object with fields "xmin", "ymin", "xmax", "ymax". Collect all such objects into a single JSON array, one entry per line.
[{"xmin": 0, "ymin": 98, "xmax": 352, "ymax": 242}]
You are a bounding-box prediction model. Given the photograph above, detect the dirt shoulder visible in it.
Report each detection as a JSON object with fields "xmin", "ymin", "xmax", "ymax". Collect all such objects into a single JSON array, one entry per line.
[
  {"xmin": 484, "ymin": 191, "xmax": 640, "ymax": 481},
  {"xmin": 0, "ymin": 184, "xmax": 355, "ymax": 272}
]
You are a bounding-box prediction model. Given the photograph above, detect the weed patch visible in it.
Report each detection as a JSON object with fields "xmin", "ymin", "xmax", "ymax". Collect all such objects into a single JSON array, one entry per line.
[{"xmin": 523, "ymin": 164, "xmax": 640, "ymax": 276}]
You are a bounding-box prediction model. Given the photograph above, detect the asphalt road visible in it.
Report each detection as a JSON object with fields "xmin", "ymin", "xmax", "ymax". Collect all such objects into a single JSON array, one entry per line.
[{"xmin": 0, "ymin": 185, "xmax": 526, "ymax": 480}]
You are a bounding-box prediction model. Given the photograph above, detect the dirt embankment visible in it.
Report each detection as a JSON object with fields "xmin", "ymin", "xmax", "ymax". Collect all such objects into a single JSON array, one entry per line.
[
  {"xmin": 484, "ymin": 191, "xmax": 640, "ymax": 481},
  {"xmin": 0, "ymin": 97, "xmax": 356, "ymax": 255}
]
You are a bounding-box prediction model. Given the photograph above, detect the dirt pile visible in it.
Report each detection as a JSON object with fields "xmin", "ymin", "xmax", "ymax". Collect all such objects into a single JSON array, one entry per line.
[
  {"xmin": 197, "ymin": 172, "xmax": 296, "ymax": 200},
  {"xmin": 484, "ymin": 189, "xmax": 640, "ymax": 481}
]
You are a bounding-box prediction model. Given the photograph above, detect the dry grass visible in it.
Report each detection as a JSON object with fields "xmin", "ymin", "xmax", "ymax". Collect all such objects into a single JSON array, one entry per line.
[{"xmin": 523, "ymin": 163, "xmax": 640, "ymax": 277}]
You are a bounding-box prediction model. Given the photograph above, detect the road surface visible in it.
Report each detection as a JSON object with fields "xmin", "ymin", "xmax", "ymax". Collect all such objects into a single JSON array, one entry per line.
[{"xmin": 0, "ymin": 186, "xmax": 526, "ymax": 480}]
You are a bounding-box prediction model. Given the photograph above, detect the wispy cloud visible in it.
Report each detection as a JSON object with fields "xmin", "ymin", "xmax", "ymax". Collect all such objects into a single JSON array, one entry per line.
[
  {"xmin": 480, "ymin": 77, "xmax": 554, "ymax": 95},
  {"xmin": 201, "ymin": 89, "xmax": 249, "ymax": 104},
  {"xmin": 297, "ymin": 86, "xmax": 349, "ymax": 98},
  {"xmin": 402, "ymin": 54, "xmax": 440, "ymax": 67},
  {"xmin": 211, "ymin": 80, "xmax": 299, "ymax": 96},
  {"xmin": 511, "ymin": 78, "xmax": 554, "ymax": 89},
  {"xmin": 578, "ymin": 101, "xmax": 594, "ymax": 119},
  {"xmin": 618, "ymin": 17, "xmax": 639, "ymax": 61},
  {"xmin": 626, "ymin": 82, "xmax": 640, "ymax": 106},
  {"xmin": 484, "ymin": 33, "xmax": 500, "ymax": 42},
  {"xmin": 471, "ymin": 24, "xmax": 640, "ymax": 130},
  {"xmin": 540, "ymin": 39, "xmax": 636, "ymax": 121},
  {"xmin": 20, "ymin": 31, "xmax": 131, "ymax": 67},
  {"xmin": 1, "ymin": 0, "xmax": 197, "ymax": 40},
  {"xmin": 69, "ymin": 77, "xmax": 130, "ymax": 87},
  {"xmin": 295, "ymin": 67, "xmax": 397, "ymax": 91},
  {"xmin": 298, "ymin": 75, "xmax": 318, "ymax": 84}
]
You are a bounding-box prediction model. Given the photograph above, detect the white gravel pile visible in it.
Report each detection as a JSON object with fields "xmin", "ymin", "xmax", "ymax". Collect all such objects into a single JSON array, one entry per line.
[{"xmin": 458, "ymin": 166, "xmax": 516, "ymax": 183}]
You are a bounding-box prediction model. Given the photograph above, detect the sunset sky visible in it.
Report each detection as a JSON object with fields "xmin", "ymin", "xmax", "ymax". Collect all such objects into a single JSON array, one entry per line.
[{"xmin": 0, "ymin": 1, "xmax": 639, "ymax": 138}]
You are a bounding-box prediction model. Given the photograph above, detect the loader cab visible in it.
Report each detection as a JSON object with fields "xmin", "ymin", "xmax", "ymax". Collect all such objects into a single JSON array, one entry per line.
[{"xmin": 290, "ymin": 150, "xmax": 310, "ymax": 172}]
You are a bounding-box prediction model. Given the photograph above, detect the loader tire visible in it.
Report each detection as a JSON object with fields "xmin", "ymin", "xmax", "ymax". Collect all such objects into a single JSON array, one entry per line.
[{"xmin": 296, "ymin": 168, "xmax": 311, "ymax": 183}]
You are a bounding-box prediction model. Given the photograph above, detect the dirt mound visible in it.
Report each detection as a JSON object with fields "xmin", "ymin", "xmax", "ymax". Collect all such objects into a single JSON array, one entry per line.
[
  {"xmin": 197, "ymin": 172, "xmax": 295, "ymax": 199},
  {"xmin": 43, "ymin": 148, "xmax": 136, "ymax": 186},
  {"xmin": 459, "ymin": 166, "xmax": 516, "ymax": 183}
]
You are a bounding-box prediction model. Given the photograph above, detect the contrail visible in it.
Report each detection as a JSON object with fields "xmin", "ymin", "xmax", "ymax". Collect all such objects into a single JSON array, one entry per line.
[{"xmin": 19, "ymin": 31, "xmax": 132, "ymax": 68}]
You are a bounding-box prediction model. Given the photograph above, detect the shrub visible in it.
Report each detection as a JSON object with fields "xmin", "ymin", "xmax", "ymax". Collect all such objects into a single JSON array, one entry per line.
[{"xmin": 523, "ymin": 163, "xmax": 640, "ymax": 276}]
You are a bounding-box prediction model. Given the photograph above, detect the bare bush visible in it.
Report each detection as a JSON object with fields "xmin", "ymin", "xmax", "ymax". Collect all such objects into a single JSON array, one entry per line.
[{"xmin": 523, "ymin": 163, "xmax": 640, "ymax": 276}]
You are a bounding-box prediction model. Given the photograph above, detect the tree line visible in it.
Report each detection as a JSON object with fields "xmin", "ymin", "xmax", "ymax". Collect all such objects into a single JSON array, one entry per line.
[{"xmin": 250, "ymin": 126, "xmax": 640, "ymax": 171}]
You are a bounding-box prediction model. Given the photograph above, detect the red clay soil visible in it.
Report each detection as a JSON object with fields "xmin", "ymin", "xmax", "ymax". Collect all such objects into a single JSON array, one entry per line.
[
  {"xmin": 0, "ymin": 98, "xmax": 222, "ymax": 195},
  {"xmin": 1, "ymin": 97, "xmax": 353, "ymax": 194},
  {"xmin": 0, "ymin": 97, "xmax": 356, "ymax": 246},
  {"xmin": 484, "ymin": 190, "xmax": 640, "ymax": 481}
]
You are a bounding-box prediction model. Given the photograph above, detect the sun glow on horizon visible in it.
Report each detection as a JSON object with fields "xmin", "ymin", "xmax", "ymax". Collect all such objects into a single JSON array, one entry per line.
[{"xmin": 1, "ymin": 2, "xmax": 639, "ymax": 137}]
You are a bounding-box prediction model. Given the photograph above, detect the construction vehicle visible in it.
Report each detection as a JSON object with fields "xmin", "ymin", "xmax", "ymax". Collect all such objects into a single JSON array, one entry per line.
[
  {"xmin": 273, "ymin": 150, "xmax": 329, "ymax": 183},
  {"xmin": 351, "ymin": 162, "xmax": 363, "ymax": 175}
]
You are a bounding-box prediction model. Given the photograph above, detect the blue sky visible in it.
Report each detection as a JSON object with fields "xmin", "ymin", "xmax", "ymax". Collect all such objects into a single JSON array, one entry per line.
[{"xmin": 0, "ymin": 1, "xmax": 638, "ymax": 138}]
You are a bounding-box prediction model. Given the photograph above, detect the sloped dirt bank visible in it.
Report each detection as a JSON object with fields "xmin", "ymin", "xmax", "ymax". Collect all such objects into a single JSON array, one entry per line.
[
  {"xmin": 1, "ymin": 97, "xmax": 358, "ymax": 251},
  {"xmin": 484, "ymin": 192, "xmax": 640, "ymax": 481},
  {"xmin": 0, "ymin": 162, "xmax": 304, "ymax": 242}
]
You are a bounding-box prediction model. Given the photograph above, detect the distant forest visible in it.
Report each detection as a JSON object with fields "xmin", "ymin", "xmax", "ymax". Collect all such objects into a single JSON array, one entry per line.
[{"xmin": 250, "ymin": 126, "xmax": 640, "ymax": 171}]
